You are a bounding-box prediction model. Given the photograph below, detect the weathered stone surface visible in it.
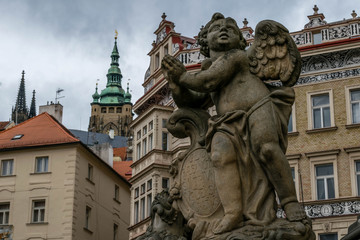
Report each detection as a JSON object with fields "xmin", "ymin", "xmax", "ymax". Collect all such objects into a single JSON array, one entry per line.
[{"xmin": 138, "ymin": 12, "xmax": 316, "ymax": 240}]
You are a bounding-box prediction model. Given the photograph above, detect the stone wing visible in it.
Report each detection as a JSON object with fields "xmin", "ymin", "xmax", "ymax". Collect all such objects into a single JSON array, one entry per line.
[{"xmin": 247, "ymin": 20, "xmax": 301, "ymax": 87}]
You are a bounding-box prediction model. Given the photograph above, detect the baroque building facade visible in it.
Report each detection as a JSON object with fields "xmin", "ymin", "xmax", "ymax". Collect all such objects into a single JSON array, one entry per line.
[
  {"xmin": 88, "ymin": 36, "xmax": 133, "ymax": 137},
  {"xmin": 129, "ymin": 7, "xmax": 360, "ymax": 240}
]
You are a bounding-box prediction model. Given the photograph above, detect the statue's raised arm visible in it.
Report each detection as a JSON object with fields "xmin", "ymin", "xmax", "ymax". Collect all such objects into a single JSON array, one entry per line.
[{"xmin": 247, "ymin": 20, "xmax": 301, "ymax": 87}]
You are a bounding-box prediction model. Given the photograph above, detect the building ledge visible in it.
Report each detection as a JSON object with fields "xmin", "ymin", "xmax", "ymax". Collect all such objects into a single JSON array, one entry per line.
[
  {"xmin": 83, "ymin": 227, "xmax": 93, "ymax": 234},
  {"xmin": 26, "ymin": 222, "xmax": 49, "ymax": 225},
  {"xmin": 128, "ymin": 217, "xmax": 151, "ymax": 231},
  {"xmin": 30, "ymin": 172, "xmax": 52, "ymax": 175},
  {"xmin": 0, "ymin": 174, "xmax": 16, "ymax": 178},
  {"xmin": 86, "ymin": 178, "xmax": 95, "ymax": 185},
  {"xmin": 345, "ymin": 123, "xmax": 360, "ymax": 129},
  {"xmin": 305, "ymin": 126, "xmax": 338, "ymax": 134},
  {"xmin": 288, "ymin": 131, "xmax": 299, "ymax": 137},
  {"xmin": 113, "ymin": 198, "xmax": 121, "ymax": 204}
]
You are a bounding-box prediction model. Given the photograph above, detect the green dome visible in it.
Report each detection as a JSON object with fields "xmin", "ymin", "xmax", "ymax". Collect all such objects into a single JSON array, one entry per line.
[
  {"xmin": 92, "ymin": 84, "xmax": 100, "ymax": 103},
  {"xmin": 108, "ymin": 66, "xmax": 121, "ymax": 74}
]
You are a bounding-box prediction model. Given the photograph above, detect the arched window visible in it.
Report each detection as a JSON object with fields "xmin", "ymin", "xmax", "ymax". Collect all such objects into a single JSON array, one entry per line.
[
  {"xmin": 116, "ymin": 107, "xmax": 122, "ymax": 113},
  {"xmin": 101, "ymin": 107, "xmax": 106, "ymax": 113},
  {"xmin": 109, "ymin": 107, "xmax": 114, "ymax": 113}
]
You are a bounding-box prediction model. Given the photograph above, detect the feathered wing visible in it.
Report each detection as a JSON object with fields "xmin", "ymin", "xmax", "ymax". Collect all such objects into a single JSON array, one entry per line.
[{"xmin": 247, "ymin": 20, "xmax": 301, "ymax": 87}]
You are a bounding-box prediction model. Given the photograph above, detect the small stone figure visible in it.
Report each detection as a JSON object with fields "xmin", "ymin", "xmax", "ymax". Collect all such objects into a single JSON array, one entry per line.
[{"xmin": 160, "ymin": 13, "xmax": 314, "ymax": 239}]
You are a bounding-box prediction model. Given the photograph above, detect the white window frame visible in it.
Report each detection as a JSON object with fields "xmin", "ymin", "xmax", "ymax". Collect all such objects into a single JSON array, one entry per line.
[
  {"xmin": 287, "ymin": 154, "xmax": 301, "ymax": 200},
  {"xmin": 140, "ymin": 197, "xmax": 145, "ymax": 221},
  {"xmin": 319, "ymin": 232, "xmax": 338, "ymax": 240},
  {"xmin": 134, "ymin": 201, "xmax": 139, "ymax": 224},
  {"xmin": 35, "ymin": 156, "xmax": 49, "ymax": 173},
  {"xmin": 142, "ymin": 139, "xmax": 147, "ymax": 156},
  {"xmin": 315, "ymin": 164, "xmax": 335, "ymax": 200},
  {"xmin": 0, "ymin": 203, "xmax": 10, "ymax": 225},
  {"xmin": 148, "ymin": 133, "xmax": 153, "ymax": 152},
  {"xmin": 147, "ymin": 193, "xmax": 152, "ymax": 218},
  {"xmin": 307, "ymin": 90, "xmax": 335, "ymax": 130},
  {"xmin": 31, "ymin": 199, "xmax": 46, "ymax": 223},
  {"xmin": 87, "ymin": 164, "xmax": 93, "ymax": 181},
  {"xmin": 1, "ymin": 159, "xmax": 14, "ymax": 176},
  {"xmin": 345, "ymin": 148, "xmax": 360, "ymax": 196},
  {"xmin": 288, "ymin": 104, "xmax": 297, "ymax": 133},
  {"xmin": 307, "ymin": 150, "xmax": 339, "ymax": 200},
  {"xmin": 345, "ymin": 85, "xmax": 360, "ymax": 125},
  {"xmin": 136, "ymin": 143, "xmax": 141, "ymax": 160}
]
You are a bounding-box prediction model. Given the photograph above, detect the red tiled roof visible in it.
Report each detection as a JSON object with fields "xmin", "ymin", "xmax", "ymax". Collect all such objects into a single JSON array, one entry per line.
[
  {"xmin": 0, "ymin": 121, "xmax": 10, "ymax": 131},
  {"xmin": 113, "ymin": 161, "xmax": 132, "ymax": 181},
  {"xmin": 113, "ymin": 147, "xmax": 127, "ymax": 160},
  {"xmin": 0, "ymin": 112, "xmax": 80, "ymax": 150}
]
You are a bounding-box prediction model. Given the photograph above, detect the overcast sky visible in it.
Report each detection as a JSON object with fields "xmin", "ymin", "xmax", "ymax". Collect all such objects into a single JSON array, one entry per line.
[{"xmin": 0, "ymin": 0, "xmax": 357, "ymax": 130}]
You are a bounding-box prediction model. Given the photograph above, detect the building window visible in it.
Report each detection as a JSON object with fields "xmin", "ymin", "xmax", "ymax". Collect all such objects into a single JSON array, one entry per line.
[
  {"xmin": 288, "ymin": 113, "xmax": 293, "ymax": 133},
  {"xmin": 109, "ymin": 107, "xmax": 114, "ymax": 113},
  {"xmin": 164, "ymin": 44, "xmax": 169, "ymax": 55},
  {"xmin": 85, "ymin": 206, "xmax": 91, "ymax": 229},
  {"xmin": 311, "ymin": 93, "xmax": 331, "ymax": 129},
  {"xmin": 32, "ymin": 200, "xmax": 45, "ymax": 223},
  {"xmin": 149, "ymin": 121, "xmax": 153, "ymax": 131},
  {"xmin": 141, "ymin": 183, "xmax": 146, "ymax": 195},
  {"xmin": 1, "ymin": 159, "xmax": 13, "ymax": 176},
  {"xmin": 87, "ymin": 164, "xmax": 93, "ymax": 181},
  {"xmin": 319, "ymin": 233, "xmax": 338, "ymax": 240},
  {"xmin": 162, "ymin": 177, "xmax": 169, "ymax": 189},
  {"xmin": 147, "ymin": 179, "xmax": 152, "ymax": 191},
  {"xmin": 140, "ymin": 198, "xmax": 145, "ymax": 221},
  {"xmin": 113, "ymin": 223, "xmax": 118, "ymax": 240},
  {"xmin": 143, "ymin": 126, "xmax": 147, "ymax": 135},
  {"xmin": 162, "ymin": 119, "xmax": 167, "ymax": 128},
  {"xmin": 350, "ymin": 89, "xmax": 360, "ymax": 124},
  {"xmin": 101, "ymin": 107, "xmax": 106, "ymax": 113},
  {"xmin": 116, "ymin": 107, "xmax": 122, "ymax": 113},
  {"xmin": 155, "ymin": 53, "xmax": 160, "ymax": 69},
  {"xmin": 135, "ymin": 187, "xmax": 139, "ymax": 199},
  {"xmin": 137, "ymin": 130, "xmax": 141, "ymax": 140},
  {"xmin": 316, "ymin": 164, "xmax": 335, "ymax": 200},
  {"xmin": 35, "ymin": 157, "xmax": 48, "ymax": 173},
  {"xmin": 134, "ymin": 201, "xmax": 139, "ymax": 224},
  {"xmin": 313, "ymin": 32, "xmax": 322, "ymax": 45},
  {"xmin": 356, "ymin": 161, "xmax": 360, "ymax": 196},
  {"xmin": 0, "ymin": 203, "xmax": 10, "ymax": 225},
  {"xmin": 114, "ymin": 185, "xmax": 119, "ymax": 201},
  {"xmin": 143, "ymin": 139, "xmax": 147, "ymax": 156},
  {"xmin": 147, "ymin": 194, "xmax": 152, "ymax": 217},
  {"xmin": 162, "ymin": 132, "xmax": 168, "ymax": 151},
  {"xmin": 148, "ymin": 134, "xmax": 153, "ymax": 151},
  {"xmin": 136, "ymin": 143, "xmax": 141, "ymax": 160}
]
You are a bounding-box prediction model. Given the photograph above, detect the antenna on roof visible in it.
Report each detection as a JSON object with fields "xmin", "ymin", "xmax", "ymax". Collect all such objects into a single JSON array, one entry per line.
[{"xmin": 55, "ymin": 88, "xmax": 65, "ymax": 103}]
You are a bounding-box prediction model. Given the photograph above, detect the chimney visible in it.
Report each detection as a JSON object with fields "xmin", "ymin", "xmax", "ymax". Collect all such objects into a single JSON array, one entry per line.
[{"xmin": 109, "ymin": 129, "xmax": 115, "ymax": 139}]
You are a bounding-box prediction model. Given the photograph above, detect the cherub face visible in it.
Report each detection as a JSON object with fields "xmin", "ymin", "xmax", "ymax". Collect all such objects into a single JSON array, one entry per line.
[{"xmin": 207, "ymin": 18, "xmax": 241, "ymax": 52}]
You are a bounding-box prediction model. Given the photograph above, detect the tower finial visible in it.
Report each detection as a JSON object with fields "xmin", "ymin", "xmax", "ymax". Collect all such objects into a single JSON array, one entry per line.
[
  {"xmin": 313, "ymin": 5, "xmax": 319, "ymax": 14},
  {"xmin": 161, "ymin": 12, "xmax": 167, "ymax": 20},
  {"xmin": 115, "ymin": 29, "xmax": 118, "ymax": 40},
  {"xmin": 243, "ymin": 18, "xmax": 248, "ymax": 28},
  {"xmin": 351, "ymin": 10, "xmax": 357, "ymax": 19}
]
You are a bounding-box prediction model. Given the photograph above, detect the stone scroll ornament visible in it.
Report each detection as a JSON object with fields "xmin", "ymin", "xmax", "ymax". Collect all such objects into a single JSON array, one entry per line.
[{"xmin": 139, "ymin": 13, "xmax": 316, "ymax": 240}]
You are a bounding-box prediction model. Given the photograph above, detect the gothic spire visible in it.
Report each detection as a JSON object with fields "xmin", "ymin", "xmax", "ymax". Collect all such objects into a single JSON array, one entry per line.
[
  {"xmin": 12, "ymin": 70, "xmax": 29, "ymax": 124},
  {"xmin": 29, "ymin": 90, "xmax": 36, "ymax": 118}
]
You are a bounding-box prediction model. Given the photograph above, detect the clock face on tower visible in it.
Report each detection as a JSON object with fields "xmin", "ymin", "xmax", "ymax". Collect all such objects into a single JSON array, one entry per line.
[{"xmin": 156, "ymin": 28, "xmax": 167, "ymax": 43}]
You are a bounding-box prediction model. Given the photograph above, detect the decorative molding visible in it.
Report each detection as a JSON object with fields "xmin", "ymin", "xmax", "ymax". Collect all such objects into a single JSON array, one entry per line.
[
  {"xmin": 305, "ymin": 149, "xmax": 341, "ymax": 158},
  {"xmin": 301, "ymin": 48, "xmax": 360, "ymax": 74},
  {"xmin": 277, "ymin": 200, "xmax": 360, "ymax": 218},
  {"xmin": 156, "ymin": 28, "xmax": 167, "ymax": 44}
]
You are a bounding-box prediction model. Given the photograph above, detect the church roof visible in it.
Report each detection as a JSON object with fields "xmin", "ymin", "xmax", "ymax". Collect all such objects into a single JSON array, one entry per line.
[{"xmin": 0, "ymin": 112, "xmax": 79, "ymax": 150}]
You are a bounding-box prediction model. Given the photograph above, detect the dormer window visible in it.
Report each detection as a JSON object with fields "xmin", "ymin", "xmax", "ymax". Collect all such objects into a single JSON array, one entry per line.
[{"xmin": 11, "ymin": 134, "xmax": 23, "ymax": 140}]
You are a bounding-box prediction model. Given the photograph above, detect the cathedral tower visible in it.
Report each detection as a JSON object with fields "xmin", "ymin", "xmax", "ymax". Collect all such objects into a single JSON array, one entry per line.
[{"xmin": 88, "ymin": 34, "xmax": 133, "ymax": 137}]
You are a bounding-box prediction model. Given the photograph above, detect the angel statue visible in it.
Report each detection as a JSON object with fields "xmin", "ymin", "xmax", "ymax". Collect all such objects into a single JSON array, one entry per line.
[{"xmin": 143, "ymin": 13, "xmax": 315, "ymax": 239}]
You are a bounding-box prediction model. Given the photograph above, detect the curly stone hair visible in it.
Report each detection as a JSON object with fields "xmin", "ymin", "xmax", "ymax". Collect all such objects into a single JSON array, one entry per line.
[{"xmin": 198, "ymin": 13, "xmax": 247, "ymax": 58}]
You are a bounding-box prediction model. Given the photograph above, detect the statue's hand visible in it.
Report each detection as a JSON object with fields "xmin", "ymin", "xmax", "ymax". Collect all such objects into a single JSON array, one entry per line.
[{"xmin": 161, "ymin": 55, "xmax": 186, "ymax": 84}]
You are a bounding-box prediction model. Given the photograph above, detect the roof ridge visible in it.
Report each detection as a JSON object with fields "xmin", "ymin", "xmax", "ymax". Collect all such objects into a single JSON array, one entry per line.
[
  {"xmin": 42, "ymin": 113, "xmax": 79, "ymax": 142},
  {"xmin": 0, "ymin": 112, "xmax": 46, "ymax": 135}
]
